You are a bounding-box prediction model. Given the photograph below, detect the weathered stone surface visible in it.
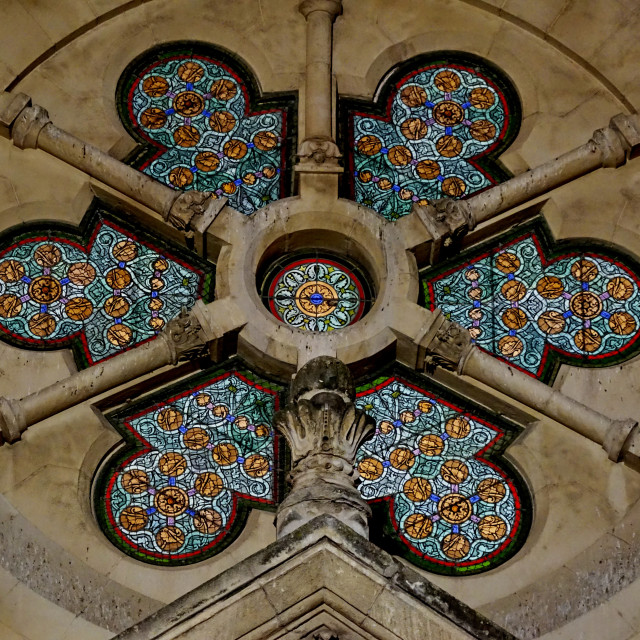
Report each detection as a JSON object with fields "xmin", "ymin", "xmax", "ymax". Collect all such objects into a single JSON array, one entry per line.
[
  {"xmin": 275, "ymin": 357, "xmax": 375, "ymax": 538},
  {"xmin": 2, "ymin": 2, "xmax": 640, "ymax": 639},
  {"xmin": 114, "ymin": 516, "xmax": 518, "ymax": 640},
  {"xmin": 0, "ymin": 494, "xmax": 161, "ymax": 633}
]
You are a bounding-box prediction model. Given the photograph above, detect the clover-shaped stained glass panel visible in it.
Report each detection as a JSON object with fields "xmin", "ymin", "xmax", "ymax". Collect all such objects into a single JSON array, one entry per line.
[
  {"xmin": 118, "ymin": 43, "xmax": 296, "ymax": 216},
  {"xmin": 95, "ymin": 363, "xmax": 283, "ymax": 565},
  {"xmin": 341, "ymin": 53, "xmax": 520, "ymax": 220},
  {"xmin": 0, "ymin": 203, "xmax": 212, "ymax": 367},
  {"xmin": 355, "ymin": 370, "xmax": 530, "ymax": 575},
  {"xmin": 423, "ymin": 219, "xmax": 640, "ymax": 383}
]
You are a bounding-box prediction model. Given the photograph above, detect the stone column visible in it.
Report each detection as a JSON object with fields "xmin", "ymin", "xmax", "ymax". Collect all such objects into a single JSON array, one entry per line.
[
  {"xmin": 413, "ymin": 113, "xmax": 640, "ymax": 263},
  {"xmin": 296, "ymin": 0, "xmax": 343, "ymax": 169},
  {"xmin": 274, "ymin": 356, "xmax": 375, "ymax": 538},
  {"xmin": 420, "ymin": 313, "xmax": 640, "ymax": 467},
  {"xmin": 0, "ymin": 92, "xmax": 227, "ymax": 237},
  {"xmin": 0, "ymin": 299, "xmax": 245, "ymax": 444}
]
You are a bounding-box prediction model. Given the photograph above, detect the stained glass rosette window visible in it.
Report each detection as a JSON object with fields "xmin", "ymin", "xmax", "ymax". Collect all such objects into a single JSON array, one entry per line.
[
  {"xmin": 355, "ymin": 373, "xmax": 529, "ymax": 574},
  {"xmin": 260, "ymin": 255, "xmax": 373, "ymax": 332},
  {"xmin": 95, "ymin": 366, "xmax": 282, "ymax": 565},
  {"xmin": 0, "ymin": 207, "xmax": 211, "ymax": 367},
  {"xmin": 342, "ymin": 54, "xmax": 519, "ymax": 221},
  {"xmin": 119, "ymin": 45, "xmax": 295, "ymax": 216},
  {"xmin": 424, "ymin": 222, "xmax": 640, "ymax": 382}
]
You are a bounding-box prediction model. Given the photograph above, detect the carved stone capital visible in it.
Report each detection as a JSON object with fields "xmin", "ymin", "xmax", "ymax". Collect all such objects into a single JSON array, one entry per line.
[
  {"xmin": 159, "ymin": 304, "xmax": 210, "ymax": 365},
  {"xmin": 591, "ymin": 114, "xmax": 640, "ymax": 168},
  {"xmin": 604, "ymin": 417, "xmax": 638, "ymax": 462},
  {"xmin": 422, "ymin": 313, "xmax": 473, "ymax": 374},
  {"xmin": 0, "ymin": 92, "xmax": 31, "ymax": 139},
  {"xmin": 11, "ymin": 104, "xmax": 51, "ymax": 150},
  {"xmin": 274, "ymin": 357, "xmax": 375, "ymax": 538},
  {"xmin": 413, "ymin": 197, "xmax": 474, "ymax": 263},
  {"xmin": 0, "ymin": 396, "xmax": 26, "ymax": 445},
  {"xmin": 299, "ymin": 0, "xmax": 342, "ymax": 20},
  {"xmin": 167, "ymin": 191, "xmax": 226, "ymax": 233},
  {"xmin": 297, "ymin": 136, "xmax": 342, "ymax": 167}
]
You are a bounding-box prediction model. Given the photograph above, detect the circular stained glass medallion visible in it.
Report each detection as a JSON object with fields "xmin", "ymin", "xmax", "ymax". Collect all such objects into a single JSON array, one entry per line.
[{"xmin": 261, "ymin": 255, "xmax": 373, "ymax": 332}]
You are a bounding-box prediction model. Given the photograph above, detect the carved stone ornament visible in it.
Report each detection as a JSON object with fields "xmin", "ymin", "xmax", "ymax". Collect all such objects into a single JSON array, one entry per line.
[
  {"xmin": 297, "ymin": 136, "xmax": 342, "ymax": 165},
  {"xmin": 167, "ymin": 190, "xmax": 216, "ymax": 231},
  {"xmin": 274, "ymin": 356, "xmax": 375, "ymax": 538},
  {"xmin": 159, "ymin": 306, "xmax": 209, "ymax": 364},
  {"xmin": 309, "ymin": 629, "xmax": 340, "ymax": 640},
  {"xmin": 591, "ymin": 113, "xmax": 640, "ymax": 169},
  {"xmin": 413, "ymin": 197, "xmax": 474, "ymax": 264},
  {"xmin": 423, "ymin": 314, "xmax": 474, "ymax": 374}
]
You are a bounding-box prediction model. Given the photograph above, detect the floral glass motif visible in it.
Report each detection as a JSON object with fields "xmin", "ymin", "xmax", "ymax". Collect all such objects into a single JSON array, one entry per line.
[
  {"xmin": 120, "ymin": 46, "xmax": 290, "ymax": 216},
  {"xmin": 344, "ymin": 56, "xmax": 518, "ymax": 221},
  {"xmin": 96, "ymin": 367, "xmax": 281, "ymax": 565},
  {"xmin": 355, "ymin": 374, "xmax": 527, "ymax": 574},
  {"xmin": 424, "ymin": 226, "xmax": 640, "ymax": 381},
  {"xmin": 0, "ymin": 215, "xmax": 209, "ymax": 366},
  {"xmin": 263, "ymin": 256, "xmax": 369, "ymax": 332}
]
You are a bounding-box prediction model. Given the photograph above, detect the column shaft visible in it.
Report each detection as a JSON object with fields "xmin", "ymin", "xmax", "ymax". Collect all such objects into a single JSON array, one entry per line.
[
  {"xmin": 0, "ymin": 300, "xmax": 245, "ymax": 444},
  {"xmin": 37, "ymin": 123, "xmax": 175, "ymax": 218},
  {"xmin": 420, "ymin": 313, "xmax": 638, "ymax": 464},
  {"xmin": 19, "ymin": 338, "xmax": 172, "ymax": 429},
  {"xmin": 304, "ymin": 9, "xmax": 334, "ymax": 140},
  {"xmin": 460, "ymin": 347, "xmax": 637, "ymax": 461},
  {"xmin": 1, "ymin": 93, "xmax": 226, "ymax": 239},
  {"xmin": 468, "ymin": 142, "xmax": 606, "ymax": 226},
  {"xmin": 411, "ymin": 113, "xmax": 640, "ymax": 264},
  {"xmin": 296, "ymin": 0, "xmax": 342, "ymax": 169}
]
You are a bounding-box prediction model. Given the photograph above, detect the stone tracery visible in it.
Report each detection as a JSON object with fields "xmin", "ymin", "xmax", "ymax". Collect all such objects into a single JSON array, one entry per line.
[{"xmin": 1, "ymin": 7, "xmax": 640, "ymax": 635}]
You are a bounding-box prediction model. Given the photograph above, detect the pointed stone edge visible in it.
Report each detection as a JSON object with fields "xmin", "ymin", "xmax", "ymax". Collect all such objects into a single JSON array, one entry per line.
[{"xmin": 114, "ymin": 514, "xmax": 518, "ymax": 640}]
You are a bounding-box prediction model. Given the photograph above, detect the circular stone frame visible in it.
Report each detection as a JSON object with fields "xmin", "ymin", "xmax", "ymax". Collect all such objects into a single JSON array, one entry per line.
[{"xmin": 209, "ymin": 194, "xmax": 422, "ymax": 377}]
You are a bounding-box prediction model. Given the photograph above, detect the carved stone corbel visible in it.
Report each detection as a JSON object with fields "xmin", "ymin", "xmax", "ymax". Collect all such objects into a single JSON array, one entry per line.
[
  {"xmin": 274, "ymin": 356, "xmax": 375, "ymax": 538},
  {"xmin": 159, "ymin": 303, "xmax": 212, "ymax": 365},
  {"xmin": 420, "ymin": 312, "xmax": 474, "ymax": 374},
  {"xmin": 413, "ymin": 198, "xmax": 474, "ymax": 264},
  {"xmin": 166, "ymin": 191, "xmax": 228, "ymax": 234},
  {"xmin": 297, "ymin": 136, "xmax": 342, "ymax": 167}
]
